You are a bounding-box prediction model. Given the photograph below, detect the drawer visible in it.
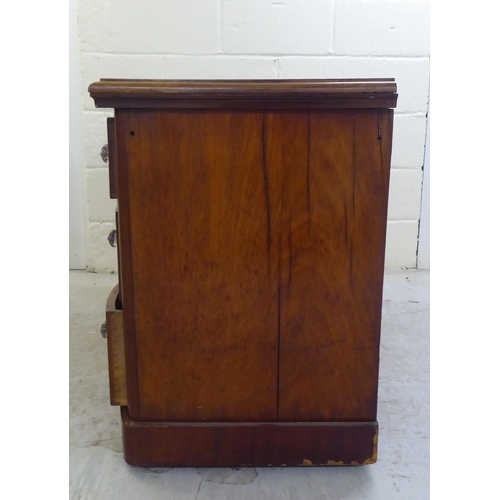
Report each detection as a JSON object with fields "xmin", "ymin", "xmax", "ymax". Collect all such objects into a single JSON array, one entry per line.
[
  {"xmin": 107, "ymin": 117, "xmax": 118, "ymax": 199},
  {"xmin": 105, "ymin": 284, "xmax": 127, "ymax": 406},
  {"xmin": 114, "ymin": 206, "xmax": 123, "ymax": 301}
]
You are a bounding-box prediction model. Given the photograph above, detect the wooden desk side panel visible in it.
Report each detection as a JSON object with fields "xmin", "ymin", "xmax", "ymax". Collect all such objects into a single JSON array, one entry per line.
[
  {"xmin": 275, "ymin": 110, "xmax": 394, "ymax": 421},
  {"xmin": 117, "ymin": 110, "xmax": 279, "ymax": 422}
]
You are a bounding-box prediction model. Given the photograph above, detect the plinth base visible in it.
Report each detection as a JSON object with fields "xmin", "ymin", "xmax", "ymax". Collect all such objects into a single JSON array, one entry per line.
[{"xmin": 120, "ymin": 407, "xmax": 378, "ymax": 467}]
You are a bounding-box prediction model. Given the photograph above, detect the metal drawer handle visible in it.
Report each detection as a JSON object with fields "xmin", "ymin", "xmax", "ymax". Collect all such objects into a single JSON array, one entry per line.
[
  {"xmin": 100, "ymin": 144, "xmax": 108, "ymax": 163},
  {"xmin": 108, "ymin": 229, "xmax": 117, "ymax": 247}
]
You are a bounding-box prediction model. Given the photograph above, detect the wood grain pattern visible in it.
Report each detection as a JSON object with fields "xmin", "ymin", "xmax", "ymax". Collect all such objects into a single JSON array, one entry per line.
[
  {"xmin": 118, "ymin": 109, "xmax": 279, "ymax": 422},
  {"xmin": 89, "ymin": 79, "xmax": 397, "ymax": 109},
  {"xmin": 121, "ymin": 407, "xmax": 377, "ymax": 467},
  {"xmin": 274, "ymin": 110, "xmax": 394, "ymax": 421},
  {"xmin": 92, "ymin": 79, "xmax": 397, "ymax": 466},
  {"xmin": 113, "ymin": 107, "xmax": 393, "ymax": 424},
  {"xmin": 106, "ymin": 285, "xmax": 127, "ymax": 406}
]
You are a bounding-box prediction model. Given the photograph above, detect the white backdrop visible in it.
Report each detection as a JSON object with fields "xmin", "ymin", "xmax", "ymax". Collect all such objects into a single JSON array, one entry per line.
[
  {"xmin": 72, "ymin": 0, "xmax": 430, "ymax": 272},
  {"xmin": 69, "ymin": 0, "xmax": 86, "ymax": 269}
]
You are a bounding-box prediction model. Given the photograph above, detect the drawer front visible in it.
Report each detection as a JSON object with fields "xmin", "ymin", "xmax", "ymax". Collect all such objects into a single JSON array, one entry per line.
[
  {"xmin": 114, "ymin": 207, "xmax": 123, "ymax": 302},
  {"xmin": 107, "ymin": 117, "xmax": 118, "ymax": 199},
  {"xmin": 105, "ymin": 284, "xmax": 127, "ymax": 406}
]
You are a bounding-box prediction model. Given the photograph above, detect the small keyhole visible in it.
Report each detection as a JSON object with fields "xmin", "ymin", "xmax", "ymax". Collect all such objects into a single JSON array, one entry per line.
[{"xmin": 130, "ymin": 131, "xmax": 135, "ymax": 136}]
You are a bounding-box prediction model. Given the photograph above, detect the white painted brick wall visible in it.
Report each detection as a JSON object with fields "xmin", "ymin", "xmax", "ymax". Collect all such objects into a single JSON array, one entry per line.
[
  {"xmin": 77, "ymin": 0, "xmax": 105, "ymax": 53},
  {"xmin": 87, "ymin": 222, "xmax": 120, "ymax": 273},
  {"xmin": 388, "ymin": 169, "xmax": 424, "ymax": 221},
  {"xmin": 77, "ymin": 0, "xmax": 429, "ymax": 271},
  {"xmin": 164, "ymin": 56, "xmax": 277, "ymax": 79},
  {"xmin": 334, "ymin": 0, "xmax": 430, "ymax": 56},
  {"xmin": 222, "ymin": 0, "xmax": 334, "ymax": 54},
  {"xmin": 385, "ymin": 221, "xmax": 420, "ymax": 269},
  {"xmin": 86, "ymin": 169, "xmax": 116, "ymax": 222},
  {"xmin": 392, "ymin": 115, "xmax": 428, "ymax": 168},
  {"xmin": 107, "ymin": 0, "xmax": 221, "ymax": 54}
]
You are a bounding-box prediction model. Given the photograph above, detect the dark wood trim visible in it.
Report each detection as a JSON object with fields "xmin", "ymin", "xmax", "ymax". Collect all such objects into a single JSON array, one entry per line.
[
  {"xmin": 121, "ymin": 407, "xmax": 378, "ymax": 467},
  {"xmin": 90, "ymin": 97, "xmax": 398, "ymax": 110},
  {"xmin": 106, "ymin": 117, "xmax": 118, "ymax": 199},
  {"xmin": 115, "ymin": 207, "xmax": 122, "ymax": 303},
  {"xmin": 89, "ymin": 79, "xmax": 397, "ymax": 109}
]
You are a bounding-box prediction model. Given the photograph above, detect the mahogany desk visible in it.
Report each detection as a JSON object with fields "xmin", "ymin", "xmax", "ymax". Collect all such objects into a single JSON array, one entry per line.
[{"xmin": 89, "ymin": 79, "xmax": 397, "ymax": 466}]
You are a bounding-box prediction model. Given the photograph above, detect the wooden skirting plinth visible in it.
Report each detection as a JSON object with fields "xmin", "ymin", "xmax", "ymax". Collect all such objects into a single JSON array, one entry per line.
[{"xmin": 121, "ymin": 407, "xmax": 378, "ymax": 467}]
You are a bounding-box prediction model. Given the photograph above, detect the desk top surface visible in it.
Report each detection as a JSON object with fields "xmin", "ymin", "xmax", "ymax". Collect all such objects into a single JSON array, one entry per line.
[{"xmin": 89, "ymin": 78, "xmax": 397, "ymax": 110}]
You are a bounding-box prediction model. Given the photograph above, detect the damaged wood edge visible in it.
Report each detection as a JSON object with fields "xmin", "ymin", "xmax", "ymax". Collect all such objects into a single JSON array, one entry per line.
[
  {"xmin": 299, "ymin": 428, "xmax": 378, "ymax": 466},
  {"xmin": 120, "ymin": 407, "xmax": 378, "ymax": 467},
  {"xmin": 364, "ymin": 428, "xmax": 379, "ymax": 464}
]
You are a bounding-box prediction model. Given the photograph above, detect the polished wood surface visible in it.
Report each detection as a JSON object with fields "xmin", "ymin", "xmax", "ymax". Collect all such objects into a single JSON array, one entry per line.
[
  {"xmin": 269, "ymin": 110, "xmax": 393, "ymax": 421},
  {"xmin": 92, "ymin": 79, "xmax": 397, "ymax": 466},
  {"xmin": 115, "ymin": 110, "xmax": 279, "ymax": 422},
  {"xmin": 105, "ymin": 284, "xmax": 127, "ymax": 406},
  {"xmin": 89, "ymin": 78, "xmax": 397, "ymax": 109},
  {"xmin": 121, "ymin": 407, "xmax": 377, "ymax": 467}
]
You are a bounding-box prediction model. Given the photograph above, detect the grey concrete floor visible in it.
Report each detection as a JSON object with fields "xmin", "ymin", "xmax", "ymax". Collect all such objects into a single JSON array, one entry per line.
[{"xmin": 69, "ymin": 269, "xmax": 429, "ymax": 500}]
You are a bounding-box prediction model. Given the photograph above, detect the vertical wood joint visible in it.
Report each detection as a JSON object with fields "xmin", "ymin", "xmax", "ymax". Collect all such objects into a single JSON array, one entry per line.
[
  {"xmin": 352, "ymin": 113, "xmax": 356, "ymax": 217},
  {"xmin": 307, "ymin": 111, "xmax": 312, "ymax": 237},
  {"xmin": 262, "ymin": 113, "xmax": 271, "ymax": 275}
]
